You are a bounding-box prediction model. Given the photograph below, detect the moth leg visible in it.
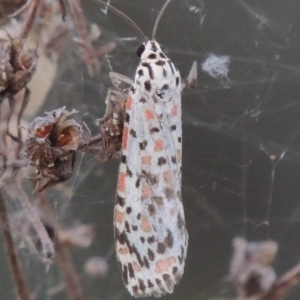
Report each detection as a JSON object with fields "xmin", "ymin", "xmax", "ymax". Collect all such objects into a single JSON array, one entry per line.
[
  {"xmin": 182, "ymin": 61, "xmax": 197, "ymax": 90},
  {"xmin": 109, "ymin": 72, "xmax": 133, "ymax": 90}
]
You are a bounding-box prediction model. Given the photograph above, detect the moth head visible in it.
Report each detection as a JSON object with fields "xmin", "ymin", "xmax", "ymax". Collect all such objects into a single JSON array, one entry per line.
[{"xmin": 136, "ymin": 41, "xmax": 164, "ymax": 60}]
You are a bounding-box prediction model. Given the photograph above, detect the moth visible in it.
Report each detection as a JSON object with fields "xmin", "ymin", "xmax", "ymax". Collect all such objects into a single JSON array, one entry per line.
[{"xmin": 97, "ymin": 0, "xmax": 189, "ymax": 297}]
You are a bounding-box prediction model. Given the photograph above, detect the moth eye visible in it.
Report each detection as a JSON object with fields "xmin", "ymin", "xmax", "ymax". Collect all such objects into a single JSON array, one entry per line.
[{"xmin": 136, "ymin": 44, "xmax": 146, "ymax": 58}]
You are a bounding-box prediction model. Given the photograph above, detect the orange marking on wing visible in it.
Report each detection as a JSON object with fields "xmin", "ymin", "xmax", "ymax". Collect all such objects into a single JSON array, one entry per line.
[
  {"xmin": 145, "ymin": 109, "xmax": 155, "ymax": 120},
  {"xmin": 119, "ymin": 247, "xmax": 129, "ymax": 255},
  {"xmin": 125, "ymin": 97, "xmax": 133, "ymax": 110},
  {"xmin": 176, "ymin": 150, "xmax": 182, "ymax": 164},
  {"xmin": 141, "ymin": 216, "xmax": 151, "ymax": 232},
  {"xmin": 170, "ymin": 206, "xmax": 177, "ymax": 216},
  {"xmin": 142, "ymin": 184, "xmax": 152, "ymax": 198},
  {"xmin": 122, "ymin": 126, "xmax": 129, "ymax": 149},
  {"xmin": 118, "ymin": 172, "xmax": 126, "ymax": 192},
  {"xmin": 155, "ymin": 257, "xmax": 176, "ymax": 274},
  {"xmin": 133, "ymin": 262, "xmax": 141, "ymax": 272},
  {"xmin": 163, "ymin": 171, "xmax": 173, "ymax": 183},
  {"xmin": 141, "ymin": 156, "xmax": 152, "ymax": 165},
  {"xmin": 171, "ymin": 105, "xmax": 178, "ymax": 116},
  {"xmin": 115, "ymin": 210, "xmax": 124, "ymax": 223},
  {"xmin": 154, "ymin": 139, "xmax": 164, "ymax": 151}
]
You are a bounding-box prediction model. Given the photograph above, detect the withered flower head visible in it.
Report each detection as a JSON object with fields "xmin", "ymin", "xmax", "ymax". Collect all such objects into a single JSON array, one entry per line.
[
  {"xmin": 0, "ymin": 32, "xmax": 38, "ymax": 99},
  {"xmin": 228, "ymin": 237, "xmax": 278, "ymax": 298},
  {"xmin": 22, "ymin": 107, "xmax": 83, "ymax": 192}
]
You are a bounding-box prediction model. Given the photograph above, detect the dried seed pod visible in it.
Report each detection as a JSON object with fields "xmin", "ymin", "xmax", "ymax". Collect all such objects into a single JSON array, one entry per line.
[
  {"xmin": 228, "ymin": 237, "xmax": 278, "ymax": 299},
  {"xmin": 0, "ymin": 33, "xmax": 38, "ymax": 100},
  {"xmin": 22, "ymin": 107, "xmax": 83, "ymax": 192}
]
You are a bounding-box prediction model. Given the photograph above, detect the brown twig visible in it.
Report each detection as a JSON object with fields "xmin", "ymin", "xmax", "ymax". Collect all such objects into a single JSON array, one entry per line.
[
  {"xmin": 39, "ymin": 193, "xmax": 86, "ymax": 300},
  {"xmin": 20, "ymin": 0, "xmax": 40, "ymax": 39},
  {"xmin": 68, "ymin": 0, "xmax": 100, "ymax": 76},
  {"xmin": 15, "ymin": 181, "xmax": 54, "ymax": 266},
  {"xmin": 0, "ymin": 192, "xmax": 33, "ymax": 300},
  {"xmin": 55, "ymin": 238, "xmax": 86, "ymax": 300}
]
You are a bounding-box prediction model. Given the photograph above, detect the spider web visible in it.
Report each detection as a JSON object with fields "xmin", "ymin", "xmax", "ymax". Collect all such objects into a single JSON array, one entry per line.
[{"xmin": 1, "ymin": 0, "xmax": 300, "ymax": 299}]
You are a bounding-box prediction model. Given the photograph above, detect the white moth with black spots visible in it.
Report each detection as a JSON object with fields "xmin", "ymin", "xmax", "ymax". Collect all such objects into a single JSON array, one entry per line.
[
  {"xmin": 96, "ymin": 0, "xmax": 189, "ymax": 297},
  {"xmin": 113, "ymin": 40, "xmax": 188, "ymax": 297}
]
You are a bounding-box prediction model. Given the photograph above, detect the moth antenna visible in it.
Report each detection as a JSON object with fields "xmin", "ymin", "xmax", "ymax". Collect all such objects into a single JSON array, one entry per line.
[
  {"xmin": 152, "ymin": 0, "xmax": 172, "ymax": 40},
  {"xmin": 95, "ymin": 0, "xmax": 147, "ymax": 40}
]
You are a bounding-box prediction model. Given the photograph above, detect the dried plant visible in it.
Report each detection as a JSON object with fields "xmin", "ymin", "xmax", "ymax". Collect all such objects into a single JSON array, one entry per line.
[
  {"xmin": 228, "ymin": 238, "xmax": 300, "ymax": 300},
  {"xmin": 21, "ymin": 107, "xmax": 82, "ymax": 192}
]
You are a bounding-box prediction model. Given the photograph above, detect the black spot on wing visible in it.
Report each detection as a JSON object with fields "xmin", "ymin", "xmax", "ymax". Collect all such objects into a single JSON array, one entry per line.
[
  {"xmin": 156, "ymin": 60, "xmax": 165, "ymax": 66},
  {"xmin": 144, "ymin": 81, "xmax": 151, "ymax": 91},
  {"xmin": 130, "ymin": 129, "xmax": 137, "ymax": 137},
  {"xmin": 125, "ymin": 113, "xmax": 130, "ymax": 123},
  {"xmin": 136, "ymin": 178, "xmax": 140, "ymax": 188},
  {"xmin": 147, "ymin": 236, "xmax": 155, "ymax": 244},
  {"xmin": 162, "ymin": 67, "xmax": 167, "ymax": 77},
  {"xmin": 139, "ymin": 279, "xmax": 146, "ymax": 293},
  {"xmin": 150, "ymin": 127, "xmax": 160, "ymax": 134},
  {"xmin": 116, "ymin": 194, "xmax": 125, "ymax": 207},
  {"xmin": 160, "ymin": 52, "xmax": 166, "ymax": 59},
  {"xmin": 165, "ymin": 187, "xmax": 175, "ymax": 199},
  {"xmin": 126, "ymin": 166, "xmax": 132, "ymax": 177},
  {"xmin": 171, "ymin": 124, "xmax": 176, "ymax": 131},
  {"xmin": 139, "ymin": 98, "xmax": 146, "ymax": 103},
  {"xmin": 177, "ymin": 213, "xmax": 186, "ymax": 229},
  {"xmin": 165, "ymin": 229, "xmax": 174, "ymax": 248},
  {"xmin": 125, "ymin": 221, "xmax": 130, "ymax": 233},
  {"xmin": 148, "ymin": 280, "xmax": 154, "ymax": 288},
  {"xmin": 141, "ymin": 63, "xmax": 154, "ymax": 79},
  {"xmin": 148, "ymin": 204, "xmax": 155, "ymax": 216},
  {"xmin": 144, "ymin": 257, "xmax": 150, "ymax": 268},
  {"xmin": 157, "ymin": 242, "xmax": 166, "ymax": 254},
  {"xmin": 137, "ymin": 69, "xmax": 144, "ymax": 77},
  {"xmin": 156, "ymin": 84, "xmax": 170, "ymax": 99},
  {"xmin": 148, "ymin": 53, "xmax": 156, "ymax": 59},
  {"xmin": 158, "ymin": 157, "xmax": 167, "ymax": 166},
  {"xmin": 116, "ymin": 230, "xmax": 126, "ymax": 244},
  {"xmin": 128, "ymin": 263, "xmax": 135, "ymax": 278},
  {"xmin": 147, "ymin": 248, "xmax": 155, "ymax": 261},
  {"xmin": 139, "ymin": 140, "xmax": 147, "ymax": 150},
  {"xmin": 176, "ymin": 77, "xmax": 180, "ymax": 86},
  {"xmin": 163, "ymin": 274, "xmax": 172, "ymax": 289},
  {"xmin": 121, "ymin": 155, "xmax": 126, "ymax": 163},
  {"xmin": 122, "ymin": 265, "xmax": 129, "ymax": 285}
]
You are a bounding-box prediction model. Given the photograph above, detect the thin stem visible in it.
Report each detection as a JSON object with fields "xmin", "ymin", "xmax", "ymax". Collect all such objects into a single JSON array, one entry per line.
[
  {"xmin": 38, "ymin": 193, "xmax": 86, "ymax": 300},
  {"xmin": 0, "ymin": 192, "xmax": 33, "ymax": 300}
]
